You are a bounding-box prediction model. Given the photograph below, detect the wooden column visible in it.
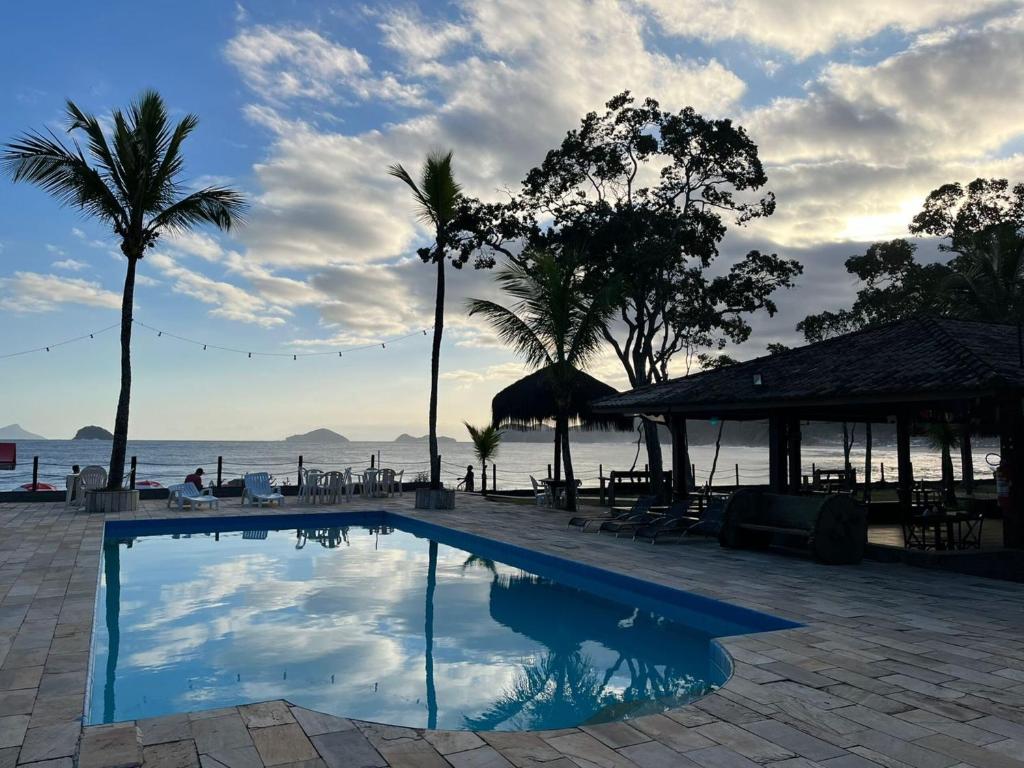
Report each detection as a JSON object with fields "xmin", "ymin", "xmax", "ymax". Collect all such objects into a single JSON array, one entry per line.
[
  {"xmin": 768, "ymin": 413, "xmax": 788, "ymax": 493},
  {"xmin": 786, "ymin": 416, "xmax": 802, "ymax": 493},
  {"xmin": 998, "ymin": 397, "xmax": 1024, "ymax": 549},
  {"xmin": 896, "ymin": 412, "xmax": 913, "ymax": 514},
  {"xmin": 670, "ymin": 414, "xmax": 690, "ymax": 500}
]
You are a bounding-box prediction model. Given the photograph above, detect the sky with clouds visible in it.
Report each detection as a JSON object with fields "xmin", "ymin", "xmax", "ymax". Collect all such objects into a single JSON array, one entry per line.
[{"xmin": 1, "ymin": 0, "xmax": 1022, "ymax": 440}]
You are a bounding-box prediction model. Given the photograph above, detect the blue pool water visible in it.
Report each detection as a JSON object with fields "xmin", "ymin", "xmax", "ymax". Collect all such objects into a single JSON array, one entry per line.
[{"xmin": 88, "ymin": 513, "xmax": 796, "ymax": 730}]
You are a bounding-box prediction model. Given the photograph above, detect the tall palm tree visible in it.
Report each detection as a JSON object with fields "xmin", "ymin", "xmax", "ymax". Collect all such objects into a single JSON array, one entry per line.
[
  {"xmin": 467, "ymin": 251, "xmax": 615, "ymax": 511},
  {"xmin": 1, "ymin": 91, "xmax": 245, "ymax": 490},
  {"xmin": 388, "ymin": 151, "xmax": 462, "ymax": 491},
  {"xmin": 464, "ymin": 422, "xmax": 501, "ymax": 494},
  {"xmin": 946, "ymin": 222, "xmax": 1024, "ymax": 323},
  {"xmin": 926, "ymin": 421, "xmax": 960, "ymax": 506}
]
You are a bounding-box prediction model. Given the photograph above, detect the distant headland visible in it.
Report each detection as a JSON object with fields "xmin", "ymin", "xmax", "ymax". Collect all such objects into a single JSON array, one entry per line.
[
  {"xmin": 394, "ymin": 433, "xmax": 457, "ymax": 444},
  {"xmin": 73, "ymin": 425, "xmax": 114, "ymax": 440},
  {"xmin": 284, "ymin": 428, "xmax": 350, "ymax": 444},
  {"xmin": 0, "ymin": 424, "xmax": 45, "ymax": 440}
]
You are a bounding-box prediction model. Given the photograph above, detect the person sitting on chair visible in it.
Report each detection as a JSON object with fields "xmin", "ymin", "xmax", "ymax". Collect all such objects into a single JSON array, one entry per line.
[{"xmin": 185, "ymin": 467, "xmax": 205, "ymax": 491}]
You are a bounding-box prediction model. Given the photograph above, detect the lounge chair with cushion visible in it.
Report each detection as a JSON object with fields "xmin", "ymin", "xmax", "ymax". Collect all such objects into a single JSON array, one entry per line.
[
  {"xmin": 242, "ymin": 472, "xmax": 285, "ymax": 508},
  {"xmin": 599, "ymin": 499, "xmax": 689, "ymax": 536},
  {"xmin": 568, "ymin": 495, "xmax": 656, "ymax": 531},
  {"xmin": 634, "ymin": 495, "xmax": 726, "ymax": 543},
  {"xmin": 167, "ymin": 483, "xmax": 220, "ymax": 511}
]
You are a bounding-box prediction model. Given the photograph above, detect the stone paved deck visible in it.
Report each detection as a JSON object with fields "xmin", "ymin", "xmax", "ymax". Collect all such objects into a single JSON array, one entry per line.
[{"xmin": 1, "ymin": 495, "xmax": 1023, "ymax": 768}]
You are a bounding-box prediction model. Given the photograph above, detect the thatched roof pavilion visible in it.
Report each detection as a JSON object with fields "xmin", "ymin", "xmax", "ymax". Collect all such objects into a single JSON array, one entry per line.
[
  {"xmin": 491, "ymin": 365, "xmax": 633, "ymax": 432},
  {"xmin": 592, "ymin": 317, "xmax": 1024, "ymax": 549}
]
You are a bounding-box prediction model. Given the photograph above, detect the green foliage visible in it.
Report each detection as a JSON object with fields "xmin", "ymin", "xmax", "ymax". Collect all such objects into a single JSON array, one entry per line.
[{"xmin": 464, "ymin": 422, "xmax": 502, "ymax": 465}]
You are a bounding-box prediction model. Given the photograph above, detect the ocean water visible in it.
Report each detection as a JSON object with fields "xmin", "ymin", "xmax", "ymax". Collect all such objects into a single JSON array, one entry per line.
[
  {"xmin": 1, "ymin": 436, "xmax": 1000, "ymax": 492},
  {"xmin": 86, "ymin": 514, "xmax": 794, "ymax": 729}
]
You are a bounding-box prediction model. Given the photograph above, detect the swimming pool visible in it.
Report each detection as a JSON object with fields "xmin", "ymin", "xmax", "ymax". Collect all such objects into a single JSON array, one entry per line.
[{"xmin": 88, "ymin": 512, "xmax": 797, "ymax": 730}]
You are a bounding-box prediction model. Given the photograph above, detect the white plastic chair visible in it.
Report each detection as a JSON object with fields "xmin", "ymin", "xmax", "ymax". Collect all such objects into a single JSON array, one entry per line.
[
  {"xmin": 362, "ymin": 468, "xmax": 380, "ymax": 498},
  {"xmin": 298, "ymin": 468, "xmax": 324, "ymax": 504},
  {"xmin": 322, "ymin": 471, "xmax": 347, "ymax": 504},
  {"xmin": 167, "ymin": 483, "xmax": 219, "ymax": 511},
  {"xmin": 530, "ymin": 476, "xmax": 550, "ymax": 506},
  {"xmin": 64, "ymin": 474, "xmax": 84, "ymax": 510},
  {"xmin": 242, "ymin": 472, "xmax": 285, "ymax": 507},
  {"xmin": 380, "ymin": 468, "xmax": 396, "ymax": 497},
  {"xmin": 80, "ymin": 465, "xmax": 107, "ymax": 493},
  {"xmin": 393, "ymin": 469, "xmax": 404, "ymax": 497}
]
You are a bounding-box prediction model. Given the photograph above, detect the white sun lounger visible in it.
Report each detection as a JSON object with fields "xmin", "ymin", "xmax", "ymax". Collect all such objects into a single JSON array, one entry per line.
[
  {"xmin": 167, "ymin": 483, "xmax": 219, "ymax": 511},
  {"xmin": 242, "ymin": 472, "xmax": 285, "ymax": 508}
]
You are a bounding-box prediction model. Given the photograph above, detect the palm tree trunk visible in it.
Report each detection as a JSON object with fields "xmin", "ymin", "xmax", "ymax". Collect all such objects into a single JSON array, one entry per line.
[
  {"xmin": 107, "ymin": 256, "xmax": 137, "ymax": 489},
  {"xmin": 941, "ymin": 442, "xmax": 956, "ymax": 506},
  {"xmin": 428, "ymin": 257, "xmax": 445, "ymax": 490},
  {"xmin": 560, "ymin": 412, "xmax": 577, "ymax": 512},
  {"xmin": 481, "ymin": 461, "xmax": 487, "ymax": 495},
  {"xmin": 425, "ymin": 539, "xmax": 438, "ymax": 729},
  {"xmin": 707, "ymin": 421, "xmax": 725, "ymax": 489},
  {"xmin": 960, "ymin": 425, "xmax": 974, "ymax": 495},
  {"xmin": 643, "ymin": 421, "xmax": 667, "ymax": 502},
  {"xmin": 553, "ymin": 420, "xmax": 562, "ymax": 481}
]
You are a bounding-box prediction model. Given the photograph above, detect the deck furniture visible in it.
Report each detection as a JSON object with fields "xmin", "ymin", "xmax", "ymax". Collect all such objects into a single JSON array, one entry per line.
[
  {"xmin": 633, "ymin": 497, "xmax": 723, "ymax": 543},
  {"xmin": 719, "ymin": 489, "xmax": 866, "ymax": 564},
  {"xmin": 167, "ymin": 483, "xmax": 219, "ymax": 511},
  {"xmin": 568, "ymin": 495, "xmax": 655, "ymax": 531},
  {"xmin": 80, "ymin": 465, "xmax": 107, "ymax": 493},
  {"xmin": 64, "ymin": 474, "xmax": 85, "ymax": 510},
  {"xmin": 242, "ymin": 472, "xmax": 285, "ymax": 508},
  {"xmin": 298, "ymin": 468, "xmax": 325, "ymax": 504},
  {"xmin": 543, "ymin": 478, "xmax": 582, "ymax": 509},
  {"xmin": 600, "ymin": 500, "xmax": 693, "ymax": 537},
  {"xmin": 602, "ymin": 470, "xmax": 673, "ymax": 507},
  {"xmin": 381, "ymin": 468, "xmax": 404, "ymax": 497},
  {"xmin": 529, "ymin": 476, "xmax": 549, "ymax": 506},
  {"xmin": 321, "ymin": 470, "xmax": 348, "ymax": 504},
  {"xmin": 362, "ymin": 468, "xmax": 381, "ymax": 498}
]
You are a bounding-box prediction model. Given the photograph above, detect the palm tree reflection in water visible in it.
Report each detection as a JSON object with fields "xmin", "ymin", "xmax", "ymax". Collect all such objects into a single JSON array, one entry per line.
[{"xmin": 465, "ymin": 572, "xmax": 715, "ymax": 731}]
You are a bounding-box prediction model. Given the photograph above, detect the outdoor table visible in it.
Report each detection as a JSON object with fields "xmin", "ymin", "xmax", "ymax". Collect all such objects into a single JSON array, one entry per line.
[
  {"xmin": 912, "ymin": 511, "xmax": 961, "ymax": 550},
  {"xmin": 543, "ymin": 479, "xmax": 580, "ymax": 508}
]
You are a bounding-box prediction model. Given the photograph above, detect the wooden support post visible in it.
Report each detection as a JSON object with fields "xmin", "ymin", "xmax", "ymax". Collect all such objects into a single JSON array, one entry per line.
[
  {"xmin": 787, "ymin": 416, "xmax": 802, "ymax": 493},
  {"xmin": 999, "ymin": 397, "xmax": 1024, "ymax": 549},
  {"xmin": 298, "ymin": 455, "xmax": 304, "ymax": 489},
  {"xmin": 216, "ymin": 456, "xmax": 223, "ymax": 488},
  {"xmin": 31, "ymin": 456, "xmax": 38, "ymax": 491},
  {"xmin": 960, "ymin": 423, "xmax": 975, "ymax": 495},
  {"xmin": 735, "ymin": 463, "xmax": 740, "ymax": 487},
  {"xmin": 768, "ymin": 414, "xmax": 788, "ymax": 493},
  {"xmin": 492, "ymin": 463, "xmax": 496, "ymax": 493},
  {"xmin": 599, "ymin": 464, "xmax": 605, "ymax": 505},
  {"xmin": 129, "ymin": 456, "xmax": 137, "ymax": 490},
  {"xmin": 896, "ymin": 413, "xmax": 913, "ymax": 515},
  {"xmin": 370, "ymin": 454, "xmax": 375, "ymax": 469},
  {"xmin": 670, "ymin": 414, "xmax": 690, "ymax": 500},
  {"xmin": 547, "ymin": 463, "xmax": 552, "ymax": 479}
]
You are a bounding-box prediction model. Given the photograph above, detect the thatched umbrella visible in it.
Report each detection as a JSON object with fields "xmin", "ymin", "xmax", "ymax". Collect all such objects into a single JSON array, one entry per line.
[{"xmin": 491, "ymin": 365, "xmax": 633, "ymax": 480}]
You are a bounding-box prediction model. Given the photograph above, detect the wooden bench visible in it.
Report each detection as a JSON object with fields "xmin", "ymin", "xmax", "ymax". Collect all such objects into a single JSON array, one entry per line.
[{"xmin": 720, "ymin": 489, "xmax": 866, "ymax": 564}]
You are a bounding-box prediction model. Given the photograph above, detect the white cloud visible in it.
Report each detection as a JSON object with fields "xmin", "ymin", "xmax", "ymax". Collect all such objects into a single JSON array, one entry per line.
[
  {"xmin": 640, "ymin": 0, "xmax": 1011, "ymax": 59},
  {"xmin": 441, "ymin": 361, "xmax": 527, "ymax": 387},
  {"xmin": 45, "ymin": 244, "xmax": 65, "ymax": 256},
  {"xmin": 0, "ymin": 272, "xmax": 121, "ymax": 313},
  {"xmin": 51, "ymin": 258, "xmax": 89, "ymax": 272},
  {"xmin": 225, "ymin": 25, "xmax": 424, "ymax": 106},
  {"xmin": 378, "ymin": 9, "xmax": 472, "ymax": 62}
]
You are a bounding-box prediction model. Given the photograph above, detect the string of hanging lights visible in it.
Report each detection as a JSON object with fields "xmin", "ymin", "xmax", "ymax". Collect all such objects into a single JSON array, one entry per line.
[{"xmin": 0, "ymin": 319, "xmax": 431, "ymax": 361}]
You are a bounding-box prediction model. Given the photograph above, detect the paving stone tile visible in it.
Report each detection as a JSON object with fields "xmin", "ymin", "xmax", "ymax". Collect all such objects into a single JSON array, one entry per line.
[
  {"xmin": 18, "ymin": 721, "xmax": 82, "ymax": 764},
  {"xmin": 192, "ymin": 715, "xmax": 253, "ymax": 755},
  {"xmin": 0, "ymin": 716, "xmax": 28, "ymax": 749},
  {"xmin": 847, "ymin": 730, "xmax": 955, "ymax": 768},
  {"xmin": 18, "ymin": 759, "xmax": 73, "ymax": 768},
  {"xmin": 239, "ymin": 702, "xmax": 295, "ymax": 729},
  {"xmin": 250, "ymin": 724, "xmax": 318, "ymax": 767},
  {"xmin": 446, "ymin": 745, "xmax": 514, "ymax": 768},
  {"xmin": 0, "ymin": 690, "xmax": 33, "ymax": 717},
  {"xmin": 200, "ymin": 746, "xmax": 263, "ymax": 768},
  {"xmin": 140, "ymin": 714, "xmax": 193, "ymax": 746},
  {"xmin": 682, "ymin": 746, "xmax": 761, "ymax": 767},
  {"xmin": 542, "ymin": 731, "xmax": 640, "ymax": 767},
  {"xmin": 895, "ymin": 708, "xmax": 1002, "ymax": 746},
  {"xmin": 26, "ymin": 693, "xmax": 81, "ymax": 728},
  {"xmin": 423, "ymin": 730, "xmax": 484, "ymax": 755},
  {"xmin": 629, "ymin": 714, "xmax": 714, "ymax": 752},
  {"xmin": 288, "ymin": 708, "xmax": 354, "ymax": 739},
  {"xmin": 0, "ymin": 746, "xmax": 13, "ymax": 768},
  {"xmin": 580, "ymin": 722, "xmax": 649, "ymax": 749},
  {"xmin": 617, "ymin": 740, "xmax": 701, "ymax": 767},
  {"xmin": 0, "ymin": 668, "xmax": 41, "ymax": 692},
  {"xmin": 80, "ymin": 722, "xmax": 142, "ymax": 768},
  {"xmin": 374, "ymin": 739, "xmax": 450, "ymax": 768},
  {"xmin": 744, "ymin": 719, "xmax": 846, "ymax": 762},
  {"xmin": 142, "ymin": 739, "xmax": 201, "ymax": 768},
  {"xmin": 479, "ymin": 732, "xmax": 563, "ymax": 766},
  {"xmin": 697, "ymin": 721, "xmax": 796, "ymax": 763},
  {"xmin": 190, "ymin": 707, "xmax": 240, "ymax": 722},
  {"xmin": 819, "ymin": 755, "xmax": 887, "ymax": 768},
  {"xmin": 914, "ymin": 733, "xmax": 1024, "ymax": 768},
  {"xmin": 832, "ymin": 705, "xmax": 932, "ymax": 741},
  {"xmin": 37, "ymin": 671, "xmax": 85, "ymax": 698},
  {"xmin": 310, "ymin": 729, "xmax": 386, "ymax": 768}
]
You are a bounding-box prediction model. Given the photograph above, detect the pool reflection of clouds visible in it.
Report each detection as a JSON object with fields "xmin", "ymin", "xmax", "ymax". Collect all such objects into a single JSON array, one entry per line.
[{"xmin": 92, "ymin": 525, "xmax": 720, "ymax": 729}]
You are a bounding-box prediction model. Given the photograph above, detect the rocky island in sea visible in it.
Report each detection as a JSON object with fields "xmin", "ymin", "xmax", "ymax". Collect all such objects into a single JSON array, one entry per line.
[
  {"xmin": 73, "ymin": 425, "xmax": 114, "ymax": 440},
  {"xmin": 284, "ymin": 428, "xmax": 350, "ymax": 443}
]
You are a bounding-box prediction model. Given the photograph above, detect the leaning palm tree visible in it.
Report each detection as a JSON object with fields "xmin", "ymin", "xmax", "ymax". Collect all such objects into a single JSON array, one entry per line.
[
  {"xmin": 467, "ymin": 250, "xmax": 615, "ymax": 511},
  {"xmin": 1, "ymin": 91, "xmax": 245, "ymax": 491},
  {"xmin": 464, "ymin": 422, "xmax": 501, "ymax": 494},
  {"xmin": 388, "ymin": 151, "xmax": 462, "ymax": 491}
]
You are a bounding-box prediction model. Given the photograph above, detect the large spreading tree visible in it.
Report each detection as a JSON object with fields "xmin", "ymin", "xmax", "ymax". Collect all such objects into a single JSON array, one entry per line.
[
  {"xmin": 1, "ymin": 91, "xmax": 246, "ymax": 490},
  {"xmin": 478, "ymin": 92, "xmax": 801, "ymax": 498}
]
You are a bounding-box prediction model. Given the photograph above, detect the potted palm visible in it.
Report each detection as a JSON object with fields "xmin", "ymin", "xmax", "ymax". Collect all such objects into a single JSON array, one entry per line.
[
  {"xmin": 464, "ymin": 422, "xmax": 502, "ymax": 495},
  {"xmin": 2, "ymin": 92, "xmax": 246, "ymax": 512}
]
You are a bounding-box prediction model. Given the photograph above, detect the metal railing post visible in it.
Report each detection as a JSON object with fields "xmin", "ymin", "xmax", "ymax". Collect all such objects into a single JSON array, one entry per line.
[{"xmin": 31, "ymin": 456, "xmax": 38, "ymax": 491}]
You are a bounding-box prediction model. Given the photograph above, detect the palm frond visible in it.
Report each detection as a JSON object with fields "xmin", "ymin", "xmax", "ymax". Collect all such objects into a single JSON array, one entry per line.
[
  {"xmin": 421, "ymin": 150, "xmax": 462, "ymax": 223},
  {"xmin": 464, "ymin": 422, "xmax": 502, "ymax": 463},
  {"xmin": 64, "ymin": 99, "xmax": 130, "ymax": 205},
  {"xmin": 147, "ymin": 186, "xmax": 247, "ymax": 232},
  {"xmin": 0, "ymin": 130, "xmax": 125, "ymax": 226},
  {"xmin": 466, "ymin": 298, "xmax": 552, "ymax": 369},
  {"xmin": 387, "ymin": 161, "xmax": 435, "ymax": 226}
]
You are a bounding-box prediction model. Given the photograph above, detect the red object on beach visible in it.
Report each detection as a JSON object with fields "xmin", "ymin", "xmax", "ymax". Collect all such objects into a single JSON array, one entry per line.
[
  {"xmin": 136, "ymin": 480, "xmax": 163, "ymax": 488},
  {"xmin": 20, "ymin": 482, "xmax": 56, "ymax": 491},
  {"xmin": 0, "ymin": 443, "xmax": 14, "ymax": 471}
]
